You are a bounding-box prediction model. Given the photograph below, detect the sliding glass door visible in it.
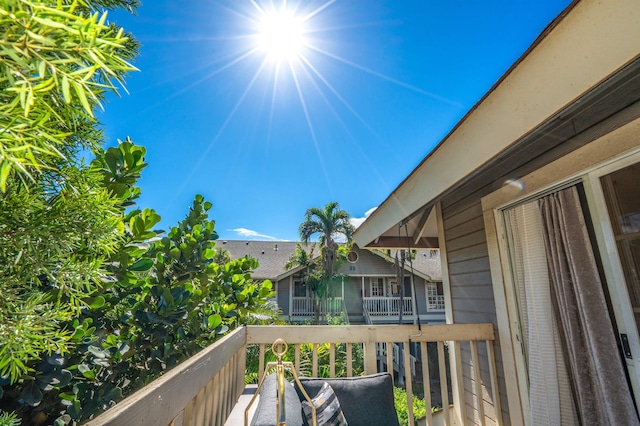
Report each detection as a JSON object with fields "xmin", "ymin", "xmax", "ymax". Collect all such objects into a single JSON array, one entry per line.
[{"xmin": 502, "ymin": 178, "xmax": 639, "ymax": 424}]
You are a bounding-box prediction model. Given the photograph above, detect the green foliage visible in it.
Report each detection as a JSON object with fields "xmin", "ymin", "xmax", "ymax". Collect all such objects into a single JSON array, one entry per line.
[
  {"xmin": 0, "ymin": 0, "xmax": 140, "ymax": 190},
  {"xmin": 0, "ymin": 162, "xmax": 123, "ymax": 382},
  {"xmin": 245, "ymin": 313, "xmax": 363, "ymax": 384},
  {"xmin": 296, "ymin": 202, "xmax": 355, "ymax": 322},
  {"xmin": 0, "ymin": 2, "xmax": 276, "ymax": 424},
  {"xmin": 0, "ymin": 141, "xmax": 275, "ymax": 424},
  {"xmin": 394, "ymin": 387, "xmax": 431, "ymax": 426},
  {"xmin": 0, "ymin": 411, "xmax": 20, "ymax": 426}
]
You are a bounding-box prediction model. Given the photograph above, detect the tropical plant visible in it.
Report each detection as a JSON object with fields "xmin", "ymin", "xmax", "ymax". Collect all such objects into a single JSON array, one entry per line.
[
  {"xmin": 297, "ymin": 202, "xmax": 355, "ymax": 322},
  {"xmin": 0, "ymin": 0, "xmax": 140, "ymax": 191},
  {"xmin": 0, "ymin": 2, "xmax": 277, "ymax": 422},
  {"xmin": 0, "ymin": 140, "xmax": 275, "ymax": 425}
]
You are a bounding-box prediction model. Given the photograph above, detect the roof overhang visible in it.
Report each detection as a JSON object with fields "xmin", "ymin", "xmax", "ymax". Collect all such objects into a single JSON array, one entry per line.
[
  {"xmin": 369, "ymin": 250, "xmax": 437, "ymax": 282},
  {"xmin": 354, "ymin": 0, "xmax": 640, "ymax": 249}
]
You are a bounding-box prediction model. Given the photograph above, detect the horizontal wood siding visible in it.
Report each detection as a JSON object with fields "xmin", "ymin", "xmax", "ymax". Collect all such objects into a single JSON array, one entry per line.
[
  {"xmin": 276, "ymin": 278, "xmax": 290, "ymax": 316},
  {"xmin": 342, "ymin": 276, "xmax": 363, "ymax": 319},
  {"xmin": 337, "ymin": 247, "xmax": 397, "ymax": 275},
  {"xmin": 414, "ymin": 276, "xmax": 427, "ymax": 314},
  {"xmin": 442, "ymin": 198, "xmax": 510, "ymax": 425}
]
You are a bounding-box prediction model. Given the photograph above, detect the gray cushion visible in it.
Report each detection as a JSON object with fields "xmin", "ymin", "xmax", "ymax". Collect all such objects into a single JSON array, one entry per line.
[
  {"xmin": 295, "ymin": 373, "xmax": 399, "ymax": 426},
  {"xmin": 251, "ymin": 374, "xmax": 304, "ymax": 426}
]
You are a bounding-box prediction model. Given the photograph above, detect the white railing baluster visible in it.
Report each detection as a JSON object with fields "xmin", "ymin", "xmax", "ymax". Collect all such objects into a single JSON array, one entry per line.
[
  {"xmin": 420, "ymin": 342, "xmax": 433, "ymax": 426},
  {"xmin": 403, "ymin": 341, "xmax": 414, "ymax": 426},
  {"xmin": 471, "ymin": 340, "xmax": 486, "ymax": 426}
]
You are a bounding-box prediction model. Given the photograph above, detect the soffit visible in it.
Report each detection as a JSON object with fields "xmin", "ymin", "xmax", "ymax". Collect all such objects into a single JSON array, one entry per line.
[{"xmin": 354, "ymin": 0, "xmax": 640, "ymax": 249}]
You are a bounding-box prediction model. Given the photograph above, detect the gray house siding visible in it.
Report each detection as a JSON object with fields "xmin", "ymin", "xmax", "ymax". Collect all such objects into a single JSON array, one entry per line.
[
  {"xmin": 436, "ymin": 73, "xmax": 640, "ymax": 424},
  {"xmin": 441, "ymin": 197, "xmax": 508, "ymax": 426},
  {"xmin": 342, "ymin": 276, "xmax": 363, "ymax": 319},
  {"xmin": 276, "ymin": 277, "xmax": 290, "ymax": 317},
  {"xmin": 336, "ymin": 247, "xmax": 396, "ymax": 276}
]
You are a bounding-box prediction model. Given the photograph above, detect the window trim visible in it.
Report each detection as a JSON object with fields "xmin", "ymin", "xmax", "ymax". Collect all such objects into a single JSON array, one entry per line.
[{"xmin": 369, "ymin": 277, "xmax": 386, "ymax": 297}]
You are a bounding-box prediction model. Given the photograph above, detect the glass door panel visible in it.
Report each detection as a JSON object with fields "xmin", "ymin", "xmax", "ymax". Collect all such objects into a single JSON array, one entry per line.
[{"xmin": 601, "ymin": 162, "xmax": 640, "ymax": 331}]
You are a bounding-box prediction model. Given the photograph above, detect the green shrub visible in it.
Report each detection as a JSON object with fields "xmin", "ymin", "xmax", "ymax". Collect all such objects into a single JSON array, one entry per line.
[
  {"xmin": 394, "ymin": 387, "xmax": 428, "ymax": 426},
  {"xmin": 0, "ymin": 411, "xmax": 20, "ymax": 426}
]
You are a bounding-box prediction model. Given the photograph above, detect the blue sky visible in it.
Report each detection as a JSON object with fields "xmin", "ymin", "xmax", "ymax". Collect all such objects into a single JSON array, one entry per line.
[{"xmin": 99, "ymin": 0, "xmax": 571, "ymax": 241}]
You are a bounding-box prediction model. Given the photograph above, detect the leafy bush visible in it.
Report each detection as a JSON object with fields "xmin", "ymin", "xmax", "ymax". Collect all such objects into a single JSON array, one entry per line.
[
  {"xmin": 0, "ymin": 140, "xmax": 275, "ymax": 424},
  {"xmin": 0, "ymin": 1, "xmax": 275, "ymax": 424},
  {"xmin": 394, "ymin": 387, "xmax": 428, "ymax": 426}
]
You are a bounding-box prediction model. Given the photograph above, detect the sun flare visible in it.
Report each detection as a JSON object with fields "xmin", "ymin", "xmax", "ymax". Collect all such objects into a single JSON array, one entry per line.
[{"xmin": 256, "ymin": 9, "xmax": 307, "ymax": 62}]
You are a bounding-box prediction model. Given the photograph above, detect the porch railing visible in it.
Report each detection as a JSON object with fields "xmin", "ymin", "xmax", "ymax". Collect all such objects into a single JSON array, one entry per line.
[
  {"xmin": 377, "ymin": 342, "xmax": 417, "ymax": 377},
  {"xmin": 291, "ymin": 296, "xmax": 343, "ymax": 317},
  {"xmin": 87, "ymin": 324, "xmax": 501, "ymax": 426},
  {"xmin": 85, "ymin": 327, "xmax": 246, "ymax": 426},
  {"xmin": 363, "ymin": 296, "xmax": 414, "ymax": 316}
]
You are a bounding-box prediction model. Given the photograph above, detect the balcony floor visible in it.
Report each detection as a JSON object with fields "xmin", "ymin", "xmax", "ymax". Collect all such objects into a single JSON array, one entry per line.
[{"xmin": 224, "ymin": 385, "xmax": 257, "ymax": 426}]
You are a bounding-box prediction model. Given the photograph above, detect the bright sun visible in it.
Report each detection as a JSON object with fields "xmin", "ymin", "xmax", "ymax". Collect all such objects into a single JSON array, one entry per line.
[{"xmin": 256, "ymin": 9, "xmax": 307, "ymax": 62}]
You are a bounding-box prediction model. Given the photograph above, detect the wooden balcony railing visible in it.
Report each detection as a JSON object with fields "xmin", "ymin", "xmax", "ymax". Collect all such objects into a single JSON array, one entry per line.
[
  {"xmin": 86, "ymin": 324, "xmax": 500, "ymax": 426},
  {"xmin": 291, "ymin": 296, "xmax": 344, "ymax": 317},
  {"xmin": 363, "ymin": 296, "xmax": 414, "ymax": 316}
]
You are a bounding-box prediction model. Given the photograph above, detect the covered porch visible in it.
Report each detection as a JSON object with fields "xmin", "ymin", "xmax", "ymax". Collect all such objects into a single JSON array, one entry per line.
[{"xmin": 86, "ymin": 323, "xmax": 500, "ymax": 426}]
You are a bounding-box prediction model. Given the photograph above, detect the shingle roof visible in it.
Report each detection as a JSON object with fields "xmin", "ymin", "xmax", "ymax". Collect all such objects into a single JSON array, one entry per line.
[
  {"xmin": 387, "ymin": 249, "xmax": 442, "ymax": 281},
  {"xmin": 215, "ymin": 240, "xmax": 315, "ymax": 280},
  {"xmin": 217, "ymin": 240, "xmax": 442, "ymax": 281}
]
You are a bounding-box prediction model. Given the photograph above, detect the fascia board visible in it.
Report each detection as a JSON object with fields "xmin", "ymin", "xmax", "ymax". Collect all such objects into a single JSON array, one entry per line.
[{"xmin": 354, "ymin": 0, "xmax": 640, "ymax": 247}]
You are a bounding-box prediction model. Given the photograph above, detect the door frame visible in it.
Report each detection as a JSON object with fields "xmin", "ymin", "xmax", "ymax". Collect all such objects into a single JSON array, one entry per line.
[
  {"xmin": 481, "ymin": 118, "xmax": 640, "ymax": 424},
  {"xmin": 583, "ymin": 150, "xmax": 640, "ymax": 399}
]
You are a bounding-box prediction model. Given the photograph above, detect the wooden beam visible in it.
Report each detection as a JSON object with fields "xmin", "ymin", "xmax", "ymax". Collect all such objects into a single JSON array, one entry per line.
[
  {"xmin": 246, "ymin": 324, "xmax": 495, "ymax": 344},
  {"xmin": 413, "ymin": 206, "xmax": 433, "ymax": 245},
  {"xmin": 364, "ymin": 236, "xmax": 439, "ymax": 249}
]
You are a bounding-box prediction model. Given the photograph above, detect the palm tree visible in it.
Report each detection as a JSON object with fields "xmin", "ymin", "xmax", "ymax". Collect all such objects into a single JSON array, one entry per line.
[{"xmin": 298, "ymin": 202, "xmax": 355, "ymax": 322}]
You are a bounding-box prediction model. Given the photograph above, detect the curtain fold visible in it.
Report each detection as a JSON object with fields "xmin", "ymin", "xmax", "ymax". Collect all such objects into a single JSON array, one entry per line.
[
  {"xmin": 505, "ymin": 203, "xmax": 577, "ymax": 426},
  {"xmin": 539, "ymin": 186, "xmax": 639, "ymax": 425}
]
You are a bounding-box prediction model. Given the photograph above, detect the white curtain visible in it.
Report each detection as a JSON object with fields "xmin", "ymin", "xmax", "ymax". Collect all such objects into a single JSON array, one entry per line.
[{"xmin": 505, "ymin": 201, "xmax": 578, "ymax": 426}]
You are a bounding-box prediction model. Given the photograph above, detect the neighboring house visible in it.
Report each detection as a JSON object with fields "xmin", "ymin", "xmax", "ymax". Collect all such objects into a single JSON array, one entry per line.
[
  {"xmin": 217, "ymin": 240, "xmax": 444, "ymax": 325},
  {"xmin": 354, "ymin": 1, "xmax": 640, "ymax": 425}
]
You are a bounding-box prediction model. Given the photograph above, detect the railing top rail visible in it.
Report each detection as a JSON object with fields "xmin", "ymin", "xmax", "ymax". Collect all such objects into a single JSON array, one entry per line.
[{"xmin": 246, "ymin": 323, "xmax": 495, "ymax": 344}]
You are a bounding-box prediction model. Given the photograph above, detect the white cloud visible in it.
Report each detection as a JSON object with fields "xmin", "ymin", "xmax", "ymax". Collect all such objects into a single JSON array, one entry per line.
[
  {"xmin": 350, "ymin": 206, "xmax": 377, "ymax": 229},
  {"xmin": 231, "ymin": 228, "xmax": 280, "ymax": 241}
]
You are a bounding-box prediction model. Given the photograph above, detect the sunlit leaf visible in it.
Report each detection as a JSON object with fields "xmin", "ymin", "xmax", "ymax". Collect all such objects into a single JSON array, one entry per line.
[{"xmin": 129, "ymin": 258, "xmax": 153, "ymax": 272}]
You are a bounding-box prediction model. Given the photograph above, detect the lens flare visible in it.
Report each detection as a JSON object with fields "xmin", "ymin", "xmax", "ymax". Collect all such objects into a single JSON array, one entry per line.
[{"xmin": 504, "ymin": 178, "xmax": 525, "ymax": 191}]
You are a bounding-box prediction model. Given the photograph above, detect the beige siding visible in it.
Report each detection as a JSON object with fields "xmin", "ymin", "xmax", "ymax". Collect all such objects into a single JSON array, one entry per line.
[{"xmin": 442, "ymin": 198, "xmax": 510, "ymax": 425}]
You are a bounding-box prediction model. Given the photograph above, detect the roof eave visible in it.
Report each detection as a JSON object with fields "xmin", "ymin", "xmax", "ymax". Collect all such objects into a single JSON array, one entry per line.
[{"xmin": 355, "ymin": 0, "xmax": 640, "ymax": 247}]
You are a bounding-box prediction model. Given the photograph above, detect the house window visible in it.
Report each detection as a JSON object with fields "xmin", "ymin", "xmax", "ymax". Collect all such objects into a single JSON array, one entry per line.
[
  {"xmin": 347, "ymin": 250, "xmax": 359, "ymax": 263},
  {"xmin": 426, "ymin": 282, "xmax": 444, "ymax": 310},
  {"xmin": 293, "ymin": 280, "xmax": 307, "ymax": 297},
  {"xmin": 370, "ymin": 278, "xmax": 386, "ymax": 296}
]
